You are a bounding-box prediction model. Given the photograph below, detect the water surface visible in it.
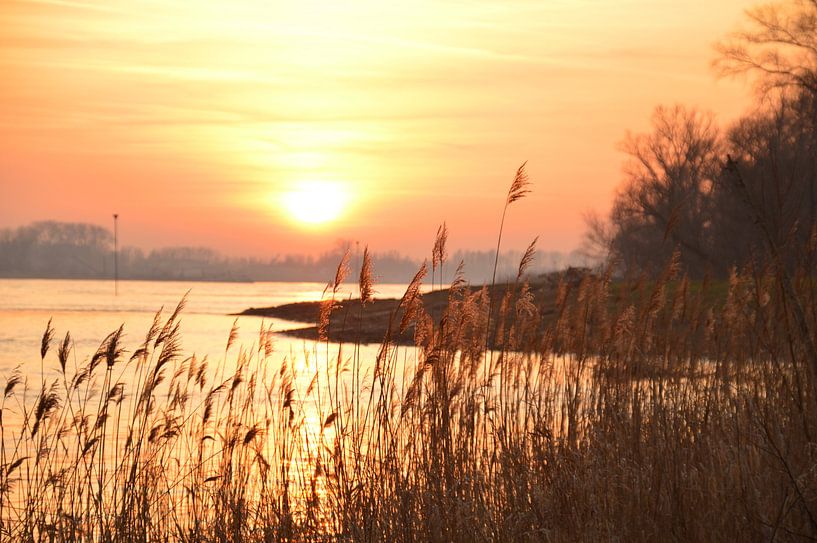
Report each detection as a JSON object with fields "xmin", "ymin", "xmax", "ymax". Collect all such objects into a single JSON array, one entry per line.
[{"xmin": 0, "ymin": 278, "xmax": 411, "ymax": 377}]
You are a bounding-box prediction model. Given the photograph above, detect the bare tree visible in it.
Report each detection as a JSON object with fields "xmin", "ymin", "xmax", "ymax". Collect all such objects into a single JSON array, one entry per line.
[
  {"xmin": 581, "ymin": 210, "xmax": 614, "ymax": 264},
  {"xmin": 586, "ymin": 1, "xmax": 817, "ymax": 278},
  {"xmin": 714, "ymin": 0, "xmax": 817, "ymax": 95},
  {"xmin": 716, "ymin": 92, "xmax": 817, "ymax": 264},
  {"xmin": 713, "ymin": 0, "xmax": 817, "ymax": 268},
  {"xmin": 603, "ymin": 105, "xmax": 723, "ymax": 276}
]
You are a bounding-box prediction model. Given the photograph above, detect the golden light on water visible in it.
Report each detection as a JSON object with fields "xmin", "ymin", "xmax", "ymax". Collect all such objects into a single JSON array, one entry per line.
[{"xmin": 281, "ymin": 181, "xmax": 349, "ymax": 226}]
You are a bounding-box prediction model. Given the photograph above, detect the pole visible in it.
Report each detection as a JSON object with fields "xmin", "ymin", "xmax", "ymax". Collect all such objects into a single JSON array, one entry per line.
[{"xmin": 113, "ymin": 213, "xmax": 118, "ymax": 296}]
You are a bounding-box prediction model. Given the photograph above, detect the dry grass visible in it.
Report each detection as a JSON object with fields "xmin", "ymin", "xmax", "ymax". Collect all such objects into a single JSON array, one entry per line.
[{"xmin": 2, "ymin": 176, "xmax": 817, "ymax": 542}]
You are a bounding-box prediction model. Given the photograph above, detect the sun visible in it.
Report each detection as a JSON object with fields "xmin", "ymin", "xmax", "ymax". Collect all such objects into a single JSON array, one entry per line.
[{"xmin": 281, "ymin": 181, "xmax": 349, "ymax": 226}]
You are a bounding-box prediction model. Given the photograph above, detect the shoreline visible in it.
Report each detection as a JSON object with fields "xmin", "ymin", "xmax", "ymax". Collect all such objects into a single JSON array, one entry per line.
[{"xmin": 237, "ymin": 269, "xmax": 592, "ymax": 345}]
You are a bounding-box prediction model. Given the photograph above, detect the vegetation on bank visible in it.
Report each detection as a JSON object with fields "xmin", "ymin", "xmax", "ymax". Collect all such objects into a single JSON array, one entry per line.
[
  {"xmin": 238, "ymin": 267, "xmax": 593, "ymax": 346},
  {"xmin": 239, "ymin": 267, "xmax": 736, "ymax": 348}
]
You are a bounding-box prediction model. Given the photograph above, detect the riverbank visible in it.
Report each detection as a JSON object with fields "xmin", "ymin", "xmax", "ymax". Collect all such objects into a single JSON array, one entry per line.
[{"xmin": 237, "ymin": 268, "xmax": 593, "ymax": 345}]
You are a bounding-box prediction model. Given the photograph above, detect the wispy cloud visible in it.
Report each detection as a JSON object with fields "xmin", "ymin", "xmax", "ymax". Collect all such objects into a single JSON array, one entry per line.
[{"xmin": 0, "ymin": 0, "xmax": 753, "ymax": 255}]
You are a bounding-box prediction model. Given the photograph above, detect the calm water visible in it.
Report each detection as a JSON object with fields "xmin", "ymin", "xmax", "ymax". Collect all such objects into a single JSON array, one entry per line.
[
  {"xmin": 0, "ymin": 278, "xmax": 411, "ymax": 378},
  {"xmin": 0, "ymin": 278, "xmax": 423, "ymax": 519}
]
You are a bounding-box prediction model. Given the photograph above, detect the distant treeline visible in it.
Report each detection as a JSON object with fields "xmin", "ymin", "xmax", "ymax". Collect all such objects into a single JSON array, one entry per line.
[{"xmin": 0, "ymin": 221, "xmax": 589, "ymax": 284}]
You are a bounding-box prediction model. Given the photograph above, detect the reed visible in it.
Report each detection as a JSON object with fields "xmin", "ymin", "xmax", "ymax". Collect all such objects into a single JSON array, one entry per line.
[{"xmin": 1, "ymin": 167, "xmax": 816, "ymax": 541}]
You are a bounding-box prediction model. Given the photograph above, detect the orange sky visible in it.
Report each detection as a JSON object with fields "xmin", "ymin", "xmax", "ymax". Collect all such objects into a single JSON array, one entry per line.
[{"xmin": 0, "ymin": 0, "xmax": 755, "ymax": 257}]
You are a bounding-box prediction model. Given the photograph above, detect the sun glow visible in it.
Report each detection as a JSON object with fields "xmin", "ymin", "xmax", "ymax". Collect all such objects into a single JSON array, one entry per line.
[{"xmin": 281, "ymin": 181, "xmax": 349, "ymax": 226}]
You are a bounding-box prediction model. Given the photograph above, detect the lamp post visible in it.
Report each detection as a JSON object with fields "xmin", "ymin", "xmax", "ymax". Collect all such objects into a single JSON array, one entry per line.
[{"xmin": 113, "ymin": 213, "xmax": 119, "ymax": 296}]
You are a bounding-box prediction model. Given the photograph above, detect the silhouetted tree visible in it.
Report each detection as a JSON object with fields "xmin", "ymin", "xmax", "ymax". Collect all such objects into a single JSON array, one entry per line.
[
  {"xmin": 594, "ymin": 106, "xmax": 723, "ymax": 276},
  {"xmin": 714, "ymin": 0, "xmax": 817, "ymax": 96},
  {"xmin": 714, "ymin": 0, "xmax": 817, "ymax": 268},
  {"xmin": 717, "ymin": 91, "xmax": 817, "ymax": 264},
  {"xmin": 590, "ymin": 0, "xmax": 817, "ymax": 277}
]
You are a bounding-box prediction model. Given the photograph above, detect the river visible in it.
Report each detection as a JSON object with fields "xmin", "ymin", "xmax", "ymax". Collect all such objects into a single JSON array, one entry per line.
[{"xmin": 0, "ymin": 278, "xmax": 412, "ymax": 378}]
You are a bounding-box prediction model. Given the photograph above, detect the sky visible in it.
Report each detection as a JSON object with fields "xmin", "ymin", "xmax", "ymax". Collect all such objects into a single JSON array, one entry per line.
[{"xmin": 1, "ymin": 0, "xmax": 755, "ymax": 258}]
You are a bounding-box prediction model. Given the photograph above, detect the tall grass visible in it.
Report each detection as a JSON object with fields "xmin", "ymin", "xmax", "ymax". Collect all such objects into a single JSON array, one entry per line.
[{"xmin": 2, "ymin": 171, "xmax": 817, "ymax": 541}]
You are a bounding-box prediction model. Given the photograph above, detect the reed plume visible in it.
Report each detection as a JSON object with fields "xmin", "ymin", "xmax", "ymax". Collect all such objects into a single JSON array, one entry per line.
[{"xmin": 2, "ymin": 178, "xmax": 816, "ymax": 542}]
